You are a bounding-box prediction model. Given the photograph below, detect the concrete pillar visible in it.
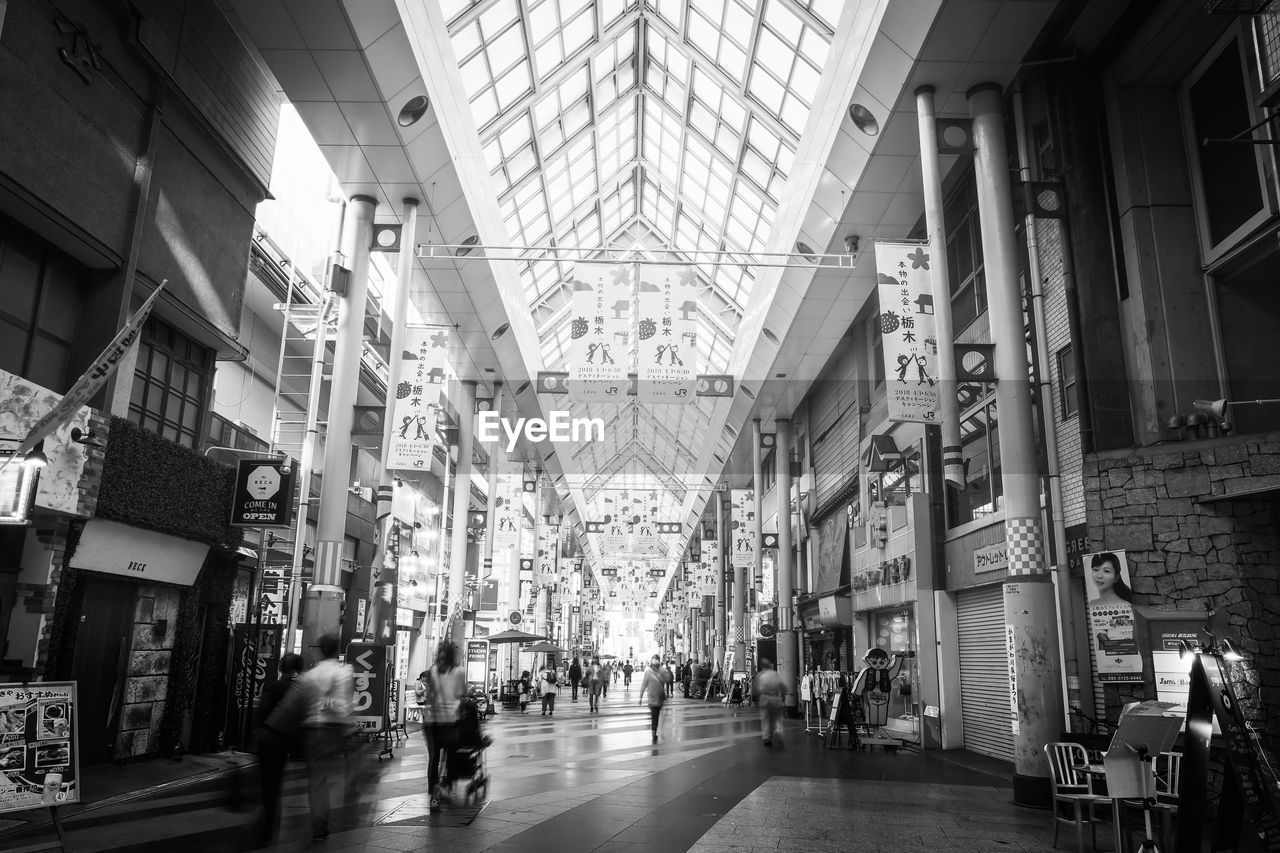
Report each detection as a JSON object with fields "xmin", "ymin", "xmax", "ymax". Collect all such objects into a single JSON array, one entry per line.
[
  {"xmin": 713, "ymin": 497, "xmax": 726, "ymax": 671},
  {"xmin": 915, "ymin": 88, "xmax": 965, "ymax": 489},
  {"xmin": 447, "ymin": 380, "xmax": 477, "ymax": 646},
  {"xmin": 969, "ymin": 84, "xmax": 1064, "ymax": 806},
  {"xmin": 304, "ymin": 194, "xmax": 375, "ymax": 665},
  {"xmin": 482, "ymin": 387, "xmax": 501, "ymax": 613},
  {"xmin": 774, "ymin": 418, "xmax": 798, "ymax": 710},
  {"xmin": 369, "ymin": 198, "xmax": 420, "ymax": 643}
]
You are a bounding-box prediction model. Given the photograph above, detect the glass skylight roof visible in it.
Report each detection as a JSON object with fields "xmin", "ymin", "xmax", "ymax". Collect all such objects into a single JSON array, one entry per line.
[{"xmin": 439, "ymin": 0, "xmax": 836, "ymax": 591}]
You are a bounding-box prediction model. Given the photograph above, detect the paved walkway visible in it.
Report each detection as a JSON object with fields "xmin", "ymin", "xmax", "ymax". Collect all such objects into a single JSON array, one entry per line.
[{"xmin": 1, "ymin": 683, "xmax": 1064, "ymax": 853}]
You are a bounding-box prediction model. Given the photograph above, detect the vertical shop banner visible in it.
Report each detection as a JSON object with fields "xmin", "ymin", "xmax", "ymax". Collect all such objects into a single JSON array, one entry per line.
[
  {"xmin": 815, "ymin": 513, "xmax": 848, "ymax": 593},
  {"xmin": 347, "ymin": 643, "xmax": 389, "ymax": 731},
  {"xmin": 387, "ymin": 326, "xmax": 449, "ymax": 471},
  {"xmin": 637, "ymin": 265, "xmax": 697, "ymax": 403},
  {"xmin": 536, "ymin": 523, "xmax": 558, "ymax": 586},
  {"xmin": 568, "ymin": 263, "xmax": 632, "ymax": 403},
  {"xmin": 1083, "ymin": 550, "xmax": 1143, "ymax": 682},
  {"xmin": 874, "ymin": 242, "xmax": 940, "ymax": 424},
  {"xmin": 0, "ymin": 682, "xmax": 80, "ymax": 814},
  {"xmin": 730, "ymin": 489, "xmax": 755, "ymax": 572},
  {"xmin": 493, "ymin": 462, "xmax": 523, "ymax": 556},
  {"xmin": 698, "ymin": 539, "xmax": 718, "ymax": 596},
  {"xmin": 633, "ymin": 510, "xmax": 659, "ymax": 553}
]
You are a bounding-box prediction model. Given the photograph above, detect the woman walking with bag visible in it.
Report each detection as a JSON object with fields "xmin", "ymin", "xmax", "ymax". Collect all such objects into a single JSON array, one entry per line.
[
  {"xmin": 423, "ymin": 641, "xmax": 466, "ymax": 811},
  {"xmin": 253, "ymin": 653, "xmax": 304, "ymax": 844},
  {"xmin": 637, "ymin": 656, "xmax": 668, "ymax": 743}
]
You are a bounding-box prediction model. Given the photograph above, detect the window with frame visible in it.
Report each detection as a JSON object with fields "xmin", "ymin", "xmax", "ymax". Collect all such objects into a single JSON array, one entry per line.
[
  {"xmin": 0, "ymin": 221, "xmax": 86, "ymax": 394},
  {"xmin": 946, "ymin": 391, "xmax": 1004, "ymax": 528},
  {"xmin": 206, "ymin": 413, "xmax": 269, "ymax": 455},
  {"xmin": 1056, "ymin": 345, "xmax": 1077, "ymax": 420},
  {"xmin": 128, "ymin": 318, "xmax": 213, "ymax": 449},
  {"xmin": 1182, "ymin": 28, "xmax": 1274, "ymax": 262},
  {"xmin": 944, "ymin": 177, "xmax": 987, "ymax": 334}
]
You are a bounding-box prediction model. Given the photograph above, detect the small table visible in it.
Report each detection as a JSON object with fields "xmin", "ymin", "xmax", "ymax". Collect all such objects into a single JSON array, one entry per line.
[{"xmin": 1075, "ymin": 764, "xmax": 1126, "ymax": 853}]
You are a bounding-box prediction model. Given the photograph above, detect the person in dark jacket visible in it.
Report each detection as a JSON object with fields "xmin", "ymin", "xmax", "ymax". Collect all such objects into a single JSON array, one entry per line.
[
  {"xmin": 253, "ymin": 652, "xmax": 305, "ymax": 844},
  {"xmin": 568, "ymin": 658, "xmax": 583, "ymax": 701}
]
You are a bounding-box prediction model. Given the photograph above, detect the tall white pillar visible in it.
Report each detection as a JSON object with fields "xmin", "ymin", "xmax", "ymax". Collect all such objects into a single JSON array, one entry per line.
[
  {"xmin": 370, "ymin": 198, "xmax": 420, "ymax": 642},
  {"xmin": 304, "ymin": 194, "xmax": 376, "ymax": 665},
  {"xmin": 969, "ymin": 84, "xmax": 1064, "ymax": 806},
  {"xmin": 774, "ymin": 418, "xmax": 798, "ymax": 710},
  {"xmin": 447, "ymin": 380, "xmax": 477, "ymax": 646},
  {"xmin": 713, "ymin": 496, "xmax": 726, "ymax": 670}
]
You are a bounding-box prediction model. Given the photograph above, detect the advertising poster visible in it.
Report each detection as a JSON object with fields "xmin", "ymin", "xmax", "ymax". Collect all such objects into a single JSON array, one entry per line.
[
  {"xmin": 387, "ymin": 325, "xmax": 449, "ymax": 471},
  {"xmin": 815, "ymin": 513, "xmax": 847, "ymax": 593},
  {"xmin": 346, "ymin": 643, "xmax": 388, "ymax": 731},
  {"xmin": 0, "ymin": 682, "xmax": 79, "ymax": 814},
  {"xmin": 636, "ymin": 264, "xmax": 697, "ymax": 404},
  {"xmin": 1148, "ymin": 618, "xmax": 1202, "ymax": 704},
  {"xmin": 568, "ymin": 263, "xmax": 632, "ymax": 403},
  {"xmin": 465, "ymin": 640, "xmax": 489, "ymax": 693},
  {"xmin": 1084, "ymin": 550, "xmax": 1143, "ymax": 683},
  {"xmin": 228, "ymin": 624, "xmax": 282, "ymax": 745},
  {"xmin": 730, "ymin": 489, "xmax": 755, "ymax": 572},
  {"xmin": 873, "ymin": 241, "xmax": 940, "ymax": 424}
]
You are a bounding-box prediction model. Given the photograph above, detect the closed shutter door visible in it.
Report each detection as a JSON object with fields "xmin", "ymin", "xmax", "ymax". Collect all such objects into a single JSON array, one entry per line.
[
  {"xmin": 957, "ymin": 585, "xmax": 1015, "ymax": 763},
  {"xmin": 811, "ymin": 348, "xmax": 858, "ymax": 509}
]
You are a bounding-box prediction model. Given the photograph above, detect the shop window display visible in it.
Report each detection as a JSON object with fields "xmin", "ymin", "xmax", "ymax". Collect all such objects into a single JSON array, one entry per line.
[{"xmin": 858, "ymin": 608, "xmax": 918, "ymax": 731}]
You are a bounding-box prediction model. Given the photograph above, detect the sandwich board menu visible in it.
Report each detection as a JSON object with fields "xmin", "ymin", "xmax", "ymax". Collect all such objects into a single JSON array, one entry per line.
[{"xmin": 0, "ymin": 681, "xmax": 80, "ymax": 813}]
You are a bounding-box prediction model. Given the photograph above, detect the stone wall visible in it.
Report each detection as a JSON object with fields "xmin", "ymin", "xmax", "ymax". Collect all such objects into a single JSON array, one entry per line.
[
  {"xmin": 1082, "ymin": 434, "xmax": 1280, "ymax": 751},
  {"xmin": 114, "ymin": 584, "xmax": 181, "ymax": 759}
]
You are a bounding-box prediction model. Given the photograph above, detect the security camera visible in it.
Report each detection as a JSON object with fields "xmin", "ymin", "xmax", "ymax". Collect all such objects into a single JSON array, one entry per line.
[{"xmin": 279, "ymin": 465, "xmax": 292, "ymax": 476}]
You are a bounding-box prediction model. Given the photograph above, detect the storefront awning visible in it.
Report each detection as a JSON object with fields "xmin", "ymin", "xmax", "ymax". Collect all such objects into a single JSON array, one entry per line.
[{"xmin": 70, "ymin": 519, "xmax": 210, "ymax": 586}]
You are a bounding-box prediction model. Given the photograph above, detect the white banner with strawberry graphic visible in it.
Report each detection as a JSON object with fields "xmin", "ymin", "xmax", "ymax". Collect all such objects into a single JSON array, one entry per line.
[
  {"xmin": 637, "ymin": 264, "xmax": 697, "ymax": 404},
  {"xmin": 568, "ymin": 263, "xmax": 632, "ymax": 403},
  {"xmin": 874, "ymin": 242, "xmax": 940, "ymax": 424},
  {"xmin": 387, "ymin": 325, "xmax": 450, "ymax": 471}
]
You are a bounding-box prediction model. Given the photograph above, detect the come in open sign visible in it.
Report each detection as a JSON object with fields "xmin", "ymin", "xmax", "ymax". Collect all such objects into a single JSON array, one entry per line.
[{"xmin": 231, "ymin": 459, "xmax": 295, "ymax": 527}]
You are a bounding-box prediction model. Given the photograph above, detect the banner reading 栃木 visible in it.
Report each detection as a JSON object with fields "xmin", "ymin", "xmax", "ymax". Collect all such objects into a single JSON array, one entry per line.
[
  {"xmin": 0, "ymin": 682, "xmax": 81, "ymax": 814},
  {"xmin": 874, "ymin": 242, "xmax": 940, "ymax": 424},
  {"xmin": 699, "ymin": 539, "xmax": 718, "ymax": 596},
  {"xmin": 493, "ymin": 462, "xmax": 523, "ymax": 556},
  {"xmin": 637, "ymin": 265, "xmax": 697, "ymax": 404},
  {"xmin": 730, "ymin": 489, "xmax": 755, "ymax": 572},
  {"xmin": 387, "ymin": 325, "xmax": 449, "ymax": 471},
  {"xmin": 568, "ymin": 263, "xmax": 632, "ymax": 403},
  {"xmin": 537, "ymin": 522, "xmax": 558, "ymax": 586}
]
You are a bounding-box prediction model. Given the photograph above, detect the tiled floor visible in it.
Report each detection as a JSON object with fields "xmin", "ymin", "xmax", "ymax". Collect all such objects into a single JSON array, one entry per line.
[{"xmin": 0, "ymin": 683, "xmax": 1071, "ymax": 853}]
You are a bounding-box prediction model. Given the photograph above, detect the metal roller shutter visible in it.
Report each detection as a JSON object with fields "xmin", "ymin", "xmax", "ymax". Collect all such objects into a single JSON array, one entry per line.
[
  {"xmin": 811, "ymin": 347, "xmax": 859, "ymax": 510},
  {"xmin": 957, "ymin": 585, "xmax": 1015, "ymax": 763}
]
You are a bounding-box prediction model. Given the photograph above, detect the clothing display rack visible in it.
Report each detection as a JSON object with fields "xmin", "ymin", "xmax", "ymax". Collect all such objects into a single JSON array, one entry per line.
[{"xmin": 804, "ymin": 671, "xmax": 846, "ymax": 736}]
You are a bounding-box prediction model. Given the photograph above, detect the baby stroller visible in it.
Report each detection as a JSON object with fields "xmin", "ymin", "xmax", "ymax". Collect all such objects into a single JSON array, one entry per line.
[
  {"xmin": 468, "ymin": 686, "xmax": 493, "ymax": 720},
  {"xmin": 448, "ymin": 695, "xmax": 492, "ymax": 804}
]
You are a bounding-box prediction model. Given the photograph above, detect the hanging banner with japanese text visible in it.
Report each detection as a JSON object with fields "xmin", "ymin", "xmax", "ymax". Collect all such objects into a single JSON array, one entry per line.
[
  {"xmin": 346, "ymin": 642, "xmax": 389, "ymax": 731},
  {"xmin": 568, "ymin": 263, "xmax": 631, "ymax": 403},
  {"xmin": 637, "ymin": 265, "xmax": 697, "ymax": 404},
  {"xmin": 492, "ymin": 462, "xmax": 523, "ymax": 556},
  {"xmin": 387, "ymin": 325, "xmax": 449, "ymax": 470},
  {"xmin": 874, "ymin": 242, "xmax": 940, "ymax": 424},
  {"xmin": 536, "ymin": 523, "xmax": 558, "ymax": 586},
  {"xmin": 699, "ymin": 539, "xmax": 718, "ymax": 596},
  {"xmin": 1084, "ymin": 550, "xmax": 1143, "ymax": 683},
  {"xmin": 730, "ymin": 489, "xmax": 755, "ymax": 572}
]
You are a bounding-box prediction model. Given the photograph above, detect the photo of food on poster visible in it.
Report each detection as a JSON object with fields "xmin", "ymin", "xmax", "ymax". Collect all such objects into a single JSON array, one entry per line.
[
  {"xmin": 1084, "ymin": 550, "xmax": 1143, "ymax": 683},
  {"xmin": 0, "ymin": 682, "xmax": 80, "ymax": 814}
]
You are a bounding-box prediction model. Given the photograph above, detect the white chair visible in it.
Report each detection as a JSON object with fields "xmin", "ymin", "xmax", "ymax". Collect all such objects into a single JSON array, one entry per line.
[{"xmin": 1045, "ymin": 741, "xmax": 1113, "ymax": 853}]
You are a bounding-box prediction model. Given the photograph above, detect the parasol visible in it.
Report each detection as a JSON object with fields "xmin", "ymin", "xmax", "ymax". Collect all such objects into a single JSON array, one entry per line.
[{"xmin": 485, "ymin": 629, "xmax": 548, "ymax": 644}]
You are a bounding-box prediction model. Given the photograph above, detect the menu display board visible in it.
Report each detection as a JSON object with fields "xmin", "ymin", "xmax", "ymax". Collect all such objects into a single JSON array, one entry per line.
[{"xmin": 0, "ymin": 682, "xmax": 79, "ymax": 814}]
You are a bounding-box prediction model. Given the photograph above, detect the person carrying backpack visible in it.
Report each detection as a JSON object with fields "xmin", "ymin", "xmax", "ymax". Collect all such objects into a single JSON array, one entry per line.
[{"xmin": 539, "ymin": 663, "xmax": 558, "ymax": 716}]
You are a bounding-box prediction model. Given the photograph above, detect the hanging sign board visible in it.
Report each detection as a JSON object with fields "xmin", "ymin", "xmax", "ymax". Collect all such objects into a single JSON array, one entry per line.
[
  {"xmin": 346, "ymin": 642, "xmax": 389, "ymax": 731},
  {"xmin": 730, "ymin": 489, "xmax": 755, "ymax": 572},
  {"xmin": 636, "ymin": 264, "xmax": 697, "ymax": 404},
  {"xmin": 387, "ymin": 325, "xmax": 449, "ymax": 471},
  {"xmin": 568, "ymin": 263, "xmax": 632, "ymax": 403},
  {"xmin": 874, "ymin": 242, "xmax": 940, "ymax": 423},
  {"xmin": 231, "ymin": 459, "xmax": 295, "ymax": 527},
  {"xmin": 0, "ymin": 681, "xmax": 80, "ymax": 814}
]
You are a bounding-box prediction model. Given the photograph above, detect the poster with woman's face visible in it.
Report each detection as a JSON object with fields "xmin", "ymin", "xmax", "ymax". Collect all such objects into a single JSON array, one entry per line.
[{"xmin": 1084, "ymin": 550, "xmax": 1133, "ymax": 605}]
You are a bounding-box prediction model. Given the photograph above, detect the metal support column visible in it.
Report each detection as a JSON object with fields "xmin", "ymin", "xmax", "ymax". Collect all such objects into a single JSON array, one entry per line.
[
  {"xmin": 713, "ymin": 495, "xmax": 726, "ymax": 671},
  {"xmin": 447, "ymin": 380, "xmax": 477, "ymax": 646},
  {"xmin": 774, "ymin": 418, "xmax": 798, "ymax": 710},
  {"xmin": 969, "ymin": 84, "xmax": 1064, "ymax": 806},
  {"xmin": 305, "ymin": 194, "xmax": 376, "ymax": 665},
  {"xmin": 369, "ymin": 198, "xmax": 419, "ymax": 642}
]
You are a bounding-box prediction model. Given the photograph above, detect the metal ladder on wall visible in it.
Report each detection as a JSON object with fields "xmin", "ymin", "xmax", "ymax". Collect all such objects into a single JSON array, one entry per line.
[{"xmin": 259, "ymin": 277, "xmax": 337, "ymax": 628}]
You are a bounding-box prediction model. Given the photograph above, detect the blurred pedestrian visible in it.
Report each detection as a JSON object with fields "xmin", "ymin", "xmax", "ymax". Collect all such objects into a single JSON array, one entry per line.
[
  {"xmin": 539, "ymin": 662, "xmax": 559, "ymax": 716},
  {"xmin": 569, "ymin": 657, "xmax": 583, "ymax": 701},
  {"xmin": 623, "ymin": 660, "xmax": 634, "ymax": 686},
  {"xmin": 754, "ymin": 658, "xmax": 785, "ymax": 747},
  {"xmin": 600, "ymin": 661, "xmax": 612, "ymax": 698},
  {"xmin": 587, "ymin": 656, "xmax": 603, "ymax": 712},
  {"xmin": 298, "ymin": 634, "xmax": 354, "ymax": 842},
  {"xmin": 518, "ymin": 670, "xmax": 532, "ymax": 714},
  {"xmin": 424, "ymin": 641, "xmax": 466, "ymax": 811},
  {"xmin": 253, "ymin": 652, "xmax": 304, "ymax": 844},
  {"xmin": 637, "ymin": 656, "xmax": 668, "ymax": 743},
  {"xmin": 663, "ymin": 661, "xmax": 675, "ymax": 697}
]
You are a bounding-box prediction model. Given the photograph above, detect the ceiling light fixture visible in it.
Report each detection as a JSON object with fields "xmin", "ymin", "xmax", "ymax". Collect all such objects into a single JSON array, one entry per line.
[
  {"xmin": 491, "ymin": 323, "xmax": 509, "ymax": 340},
  {"xmin": 849, "ymin": 103, "xmax": 879, "ymax": 136},
  {"xmin": 762, "ymin": 328, "xmax": 779, "ymax": 345},
  {"xmin": 23, "ymin": 441, "xmax": 48, "ymax": 470},
  {"xmin": 795, "ymin": 242, "xmax": 817, "ymax": 262},
  {"xmin": 397, "ymin": 95, "xmax": 430, "ymax": 127},
  {"xmin": 455, "ymin": 235, "xmax": 479, "ymax": 257},
  {"xmin": 844, "ymin": 235, "xmax": 860, "ymax": 255}
]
